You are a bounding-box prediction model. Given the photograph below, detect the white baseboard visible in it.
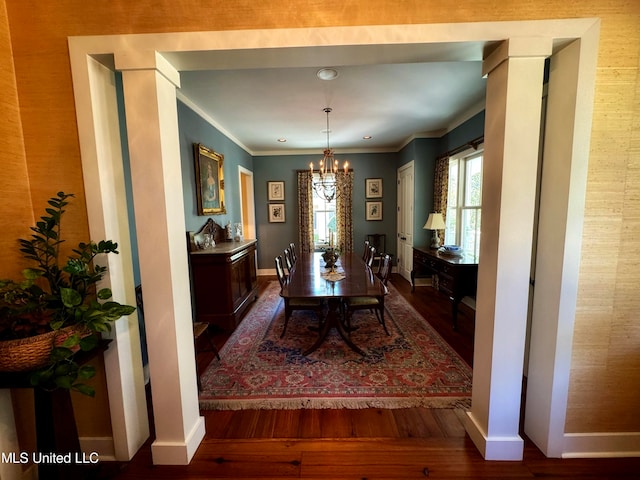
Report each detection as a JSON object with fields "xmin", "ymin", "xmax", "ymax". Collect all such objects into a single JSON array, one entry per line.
[
  {"xmin": 413, "ymin": 277, "xmax": 433, "ymax": 287},
  {"xmin": 463, "ymin": 411, "xmax": 525, "ymax": 460},
  {"xmin": 562, "ymin": 432, "xmax": 640, "ymax": 458},
  {"xmin": 79, "ymin": 436, "xmax": 116, "ymax": 461},
  {"xmin": 151, "ymin": 415, "xmax": 205, "ymax": 465}
]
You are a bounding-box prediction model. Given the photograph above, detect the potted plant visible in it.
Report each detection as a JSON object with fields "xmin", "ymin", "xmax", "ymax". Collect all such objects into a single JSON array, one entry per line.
[{"xmin": 0, "ymin": 192, "xmax": 136, "ymax": 396}]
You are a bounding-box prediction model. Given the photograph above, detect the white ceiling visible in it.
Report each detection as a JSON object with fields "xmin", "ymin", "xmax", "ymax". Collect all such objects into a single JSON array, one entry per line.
[{"xmin": 169, "ymin": 41, "xmax": 490, "ymax": 156}]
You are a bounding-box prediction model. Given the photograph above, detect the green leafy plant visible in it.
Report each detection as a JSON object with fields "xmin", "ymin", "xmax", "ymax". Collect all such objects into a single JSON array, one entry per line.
[{"xmin": 0, "ymin": 192, "xmax": 135, "ymax": 396}]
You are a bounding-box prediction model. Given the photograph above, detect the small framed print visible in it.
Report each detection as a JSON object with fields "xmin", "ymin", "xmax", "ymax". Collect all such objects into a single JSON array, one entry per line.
[
  {"xmin": 365, "ymin": 178, "xmax": 383, "ymax": 198},
  {"xmin": 268, "ymin": 203, "xmax": 286, "ymax": 223},
  {"xmin": 268, "ymin": 181, "xmax": 285, "ymax": 201},
  {"xmin": 366, "ymin": 201, "xmax": 382, "ymax": 221}
]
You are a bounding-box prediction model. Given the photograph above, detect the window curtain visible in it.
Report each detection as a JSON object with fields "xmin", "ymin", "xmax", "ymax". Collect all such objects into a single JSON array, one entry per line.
[
  {"xmin": 433, "ymin": 156, "xmax": 449, "ymax": 247},
  {"xmin": 297, "ymin": 171, "xmax": 314, "ymax": 253},
  {"xmin": 336, "ymin": 170, "xmax": 354, "ymax": 252}
]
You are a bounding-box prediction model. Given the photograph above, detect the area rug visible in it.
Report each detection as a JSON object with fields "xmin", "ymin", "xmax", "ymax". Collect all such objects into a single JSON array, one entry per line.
[{"xmin": 199, "ymin": 281, "xmax": 472, "ymax": 410}]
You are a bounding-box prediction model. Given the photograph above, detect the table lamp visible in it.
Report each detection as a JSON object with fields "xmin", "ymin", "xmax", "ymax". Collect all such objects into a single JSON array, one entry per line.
[{"xmin": 423, "ymin": 213, "xmax": 446, "ymax": 249}]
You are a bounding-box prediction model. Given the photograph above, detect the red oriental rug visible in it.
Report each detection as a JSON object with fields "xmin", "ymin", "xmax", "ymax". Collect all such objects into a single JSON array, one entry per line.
[{"xmin": 199, "ymin": 281, "xmax": 472, "ymax": 410}]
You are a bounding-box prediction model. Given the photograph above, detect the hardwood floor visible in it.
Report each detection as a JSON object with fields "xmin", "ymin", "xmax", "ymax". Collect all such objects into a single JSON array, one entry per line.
[{"xmin": 100, "ymin": 274, "xmax": 640, "ymax": 479}]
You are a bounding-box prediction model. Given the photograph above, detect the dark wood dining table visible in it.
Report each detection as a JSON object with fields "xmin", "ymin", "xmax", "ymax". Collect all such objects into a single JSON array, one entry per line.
[{"xmin": 280, "ymin": 251, "xmax": 386, "ymax": 356}]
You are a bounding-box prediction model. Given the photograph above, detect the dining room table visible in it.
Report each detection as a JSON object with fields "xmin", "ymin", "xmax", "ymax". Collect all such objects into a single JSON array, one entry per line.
[{"xmin": 280, "ymin": 251, "xmax": 387, "ymax": 356}]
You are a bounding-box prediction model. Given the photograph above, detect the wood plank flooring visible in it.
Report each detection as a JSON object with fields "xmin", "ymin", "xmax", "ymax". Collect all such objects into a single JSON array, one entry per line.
[{"xmin": 100, "ymin": 274, "xmax": 640, "ymax": 478}]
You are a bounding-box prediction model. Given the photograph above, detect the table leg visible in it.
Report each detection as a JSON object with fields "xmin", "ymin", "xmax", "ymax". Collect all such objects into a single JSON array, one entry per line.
[{"xmin": 303, "ymin": 298, "xmax": 365, "ymax": 356}]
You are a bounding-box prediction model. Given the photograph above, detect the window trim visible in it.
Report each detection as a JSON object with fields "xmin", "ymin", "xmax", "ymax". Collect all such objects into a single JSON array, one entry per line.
[{"xmin": 445, "ymin": 145, "xmax": 483, "ymax": 257}]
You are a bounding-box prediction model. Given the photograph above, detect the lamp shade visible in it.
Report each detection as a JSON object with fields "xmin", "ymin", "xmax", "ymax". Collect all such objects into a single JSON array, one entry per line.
[{"xmin": 423, "ymin": 213, "xmax": 446, "ymax": 230}]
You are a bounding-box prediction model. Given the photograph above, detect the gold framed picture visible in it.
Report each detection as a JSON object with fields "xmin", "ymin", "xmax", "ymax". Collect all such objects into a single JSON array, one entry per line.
[{"xmin": 194, "ymin": 143, "xmax": 226, "ymax": 215}]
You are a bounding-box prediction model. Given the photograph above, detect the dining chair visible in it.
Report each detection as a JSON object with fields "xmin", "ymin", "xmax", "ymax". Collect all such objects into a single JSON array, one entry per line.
[
  {"xmin": 283, "ymin": 248, "xmax": 294, "ymax": 274},
  {"xmin": 275, "ymin": 255, "xmax": 323, "ymax": 338},
  {"xmin": 366, "ymin": 233, "xmax": 385, "ymax": 268},
  {"xmin": 361, "ymin": 240, "xmax": 370, "ymax": 262},
  {"xmin": 343, "ymin": 254, "xmax": 391, "ymax": 335},
  {"xmin": 376, "ymin": 253, "xmax": 392, "ymax": 285},
  {"xmin": 365, "ymin": 246, "xmax": 376, "ymax": 268},
  {"xmin": 289, "ymin": 242, "xmax": 297, "ymax": 263}
]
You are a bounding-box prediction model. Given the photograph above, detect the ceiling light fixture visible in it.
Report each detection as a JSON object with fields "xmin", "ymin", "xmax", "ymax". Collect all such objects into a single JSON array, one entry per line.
[
  {"xmin": 309, "ymin": 107, "xmax": 348, "ymax": 202},
  {"xmin": 316, "ymin": 68, "xmax": 339, "ymax": 81}
]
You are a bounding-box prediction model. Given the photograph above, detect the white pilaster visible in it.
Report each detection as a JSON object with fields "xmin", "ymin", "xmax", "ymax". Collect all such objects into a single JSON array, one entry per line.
[
  {"xmin": 524, "ymin": 23, "xmax": 600, "ymax": 458},
  {"xmin": 464, "ymin": 38, "xmax": 552, "ymax": 460},
  {"xmin": 72, "ymin": 53, "xmax": 150, "ymax": 461},
  {"xmin": 116, "ymin": 51, "xmax": 205, "ymax": 465}
]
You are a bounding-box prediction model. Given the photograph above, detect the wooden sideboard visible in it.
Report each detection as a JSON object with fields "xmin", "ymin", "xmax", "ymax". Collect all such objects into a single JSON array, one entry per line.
[
  {"xmin": 189, "ymin": 239, "xmax": 258, "ymax": 332},
  {"xmin": 411, "ymin": 246, "xmax": 478, "ymax": 330}
]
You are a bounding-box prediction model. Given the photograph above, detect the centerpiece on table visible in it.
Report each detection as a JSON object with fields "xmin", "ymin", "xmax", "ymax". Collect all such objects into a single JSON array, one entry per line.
[
  {"xmin": 0, "ymin": 192, "xmax": 136, "ymax": 396},
  {"xmin": 321, "ymin": 248, "xmax": 340, "ymax": 270},
  {"xmin": 321, "ymin": 229, "xmax": 340, "ymax": 270}
]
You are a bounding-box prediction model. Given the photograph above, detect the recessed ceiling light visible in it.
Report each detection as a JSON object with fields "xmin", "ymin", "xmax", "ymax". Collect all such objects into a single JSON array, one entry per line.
[
  {"xmin": 363, "ymin": 135, "xmax": 372, "ymax": 140},
  {"xmin": 316, "ymin": 68, "xmax": 339, "ymax": 81},
  {"xmin": 277, "ymin": 138, "xmax": 287, "ymax": 143}
]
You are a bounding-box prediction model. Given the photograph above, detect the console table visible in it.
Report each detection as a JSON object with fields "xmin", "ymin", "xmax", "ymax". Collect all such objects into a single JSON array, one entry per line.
[
  {"xmin": 189, "ymin": 239, "xmax": 258, "ymax": 333},
  {"xmin": 411, "ymin": 246, "xmax": 478, "ymax": 330}
]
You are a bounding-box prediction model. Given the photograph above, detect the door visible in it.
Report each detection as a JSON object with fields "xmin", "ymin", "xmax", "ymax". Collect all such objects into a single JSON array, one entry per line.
[
  {"xmin": 238, "ymin": 166, "xmax": 256, "ymax": 241},
  {"xmin": 397, "ymin": 161, "xmax": 415, "ymax": 282}
]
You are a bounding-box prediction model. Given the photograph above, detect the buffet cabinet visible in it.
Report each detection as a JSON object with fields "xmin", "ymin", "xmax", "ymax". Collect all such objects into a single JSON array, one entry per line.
[
  {"xmin": 411, "ymin": 246, "xmax": 478, "ymax": 330},
  {"xmin": 189, "ymin": 239, "xmax": 258, "ymax": 332}
]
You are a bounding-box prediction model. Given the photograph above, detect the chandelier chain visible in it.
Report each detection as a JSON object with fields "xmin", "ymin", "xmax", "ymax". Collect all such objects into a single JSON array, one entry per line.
[{"xmin": 310, "ymin": 107, "xmax": 348, "ymax": 203}]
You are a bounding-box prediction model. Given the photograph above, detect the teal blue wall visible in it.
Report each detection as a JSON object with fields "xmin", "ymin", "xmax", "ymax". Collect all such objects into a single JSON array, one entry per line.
[
  {"xmin": 177, "ymin": 101, "xmax": 254, "ymax": 233},
  {"xmin": 119, "ymin": 88, "xmax": 484, "ymax": 273},
  {"xmin": 438, "ymin": 111, "xmax": 485, "ymax": 154},
  {"xmin": 173, "ymin": 102, "xmax": 484, "ymax": 270},
  {"xmin": 398, "ymin": 138, "xmax": 440, "ymax": 248},
  {"xmin": 253, "ymin": 152, "xmax": 398, "ymax": 269}
]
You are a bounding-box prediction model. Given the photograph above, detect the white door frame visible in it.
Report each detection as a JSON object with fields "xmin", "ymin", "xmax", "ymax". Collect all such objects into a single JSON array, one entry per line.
[
  {"xmin": 397, "ymin": 161, "xmax": 414, "ymax": 283},
  {"xmin": 66, "ymin": 19, "xmax": 600, "ymax": 462},
  {"xmin": 238, "ymin": 165, "xmax": 256, "ymax": 241}
]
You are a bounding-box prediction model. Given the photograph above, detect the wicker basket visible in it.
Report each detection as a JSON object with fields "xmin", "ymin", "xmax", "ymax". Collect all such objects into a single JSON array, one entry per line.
[{"xmin": 0, "ymin": 325, "xmax": 84, "ymax": 373}]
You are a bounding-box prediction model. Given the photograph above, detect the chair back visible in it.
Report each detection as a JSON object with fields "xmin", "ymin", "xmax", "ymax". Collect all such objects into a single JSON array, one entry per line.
[
  {"xmin": 365, "ymin": 246, "xmax": 376, "ymax": 267},
  {"xmin": 289, "ymin": 242, "xmax": 297, "ymax": 263},
  {"xmin": 283, "ymin": 248, "xmax": 294, "ymax": 273},
  {"xmin": 274, "ymin": 255, "xmax": 287, "ymax": 288},
  {"xmin": 378, "ymin": 254, "xmax": 392, "ymax": 285},
  {"xmin": 375, "ymin": 252, "xmax": 386, "ymax": 276},
  {"xmin": 361, "ymin": 240, "xmax": 370, "ymax": 261},
  {"xmin": 366, "ymin": 234, "xmax": 386, "ymax": 259}
]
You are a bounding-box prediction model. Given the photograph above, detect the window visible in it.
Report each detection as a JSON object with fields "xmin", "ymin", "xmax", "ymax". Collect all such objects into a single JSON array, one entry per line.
[
  {"xmin": 445, "ymin": 148, "xmax": 483, "ymax": 258},
  {"xmin": 312, "ymin": 173, "xmax": 337, "ymax": 249}
]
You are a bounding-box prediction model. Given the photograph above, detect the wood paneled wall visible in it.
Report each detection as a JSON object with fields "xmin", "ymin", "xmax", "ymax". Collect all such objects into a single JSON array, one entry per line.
[{"xmin": 2, "ymin": 0, "xmax": 639, "ymax": 437}]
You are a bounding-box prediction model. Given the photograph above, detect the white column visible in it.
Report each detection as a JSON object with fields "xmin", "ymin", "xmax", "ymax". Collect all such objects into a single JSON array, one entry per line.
[
  {"xmin": 525, "ymin": 27, "xmax": 599, "ymax": 457},
  {"xmin": 116, "ymin": 51, "xmax": 205, "ymax": 465},
  {"xmin": 464, "ymin": 38, "xmax": 552, "ymax": 461}
]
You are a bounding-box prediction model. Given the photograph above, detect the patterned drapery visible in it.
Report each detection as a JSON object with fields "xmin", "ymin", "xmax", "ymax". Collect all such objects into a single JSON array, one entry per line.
[
  {"xmin": 336, "ymin": 171, "xmax": 354, "ymax": 252},
  {"xmin": 433, "ymin": 156, "xmax": 449, "ymax": 246},
  {"xmin": 297, "ymin": 171, "xmax": 314, "ymax": 253}
]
